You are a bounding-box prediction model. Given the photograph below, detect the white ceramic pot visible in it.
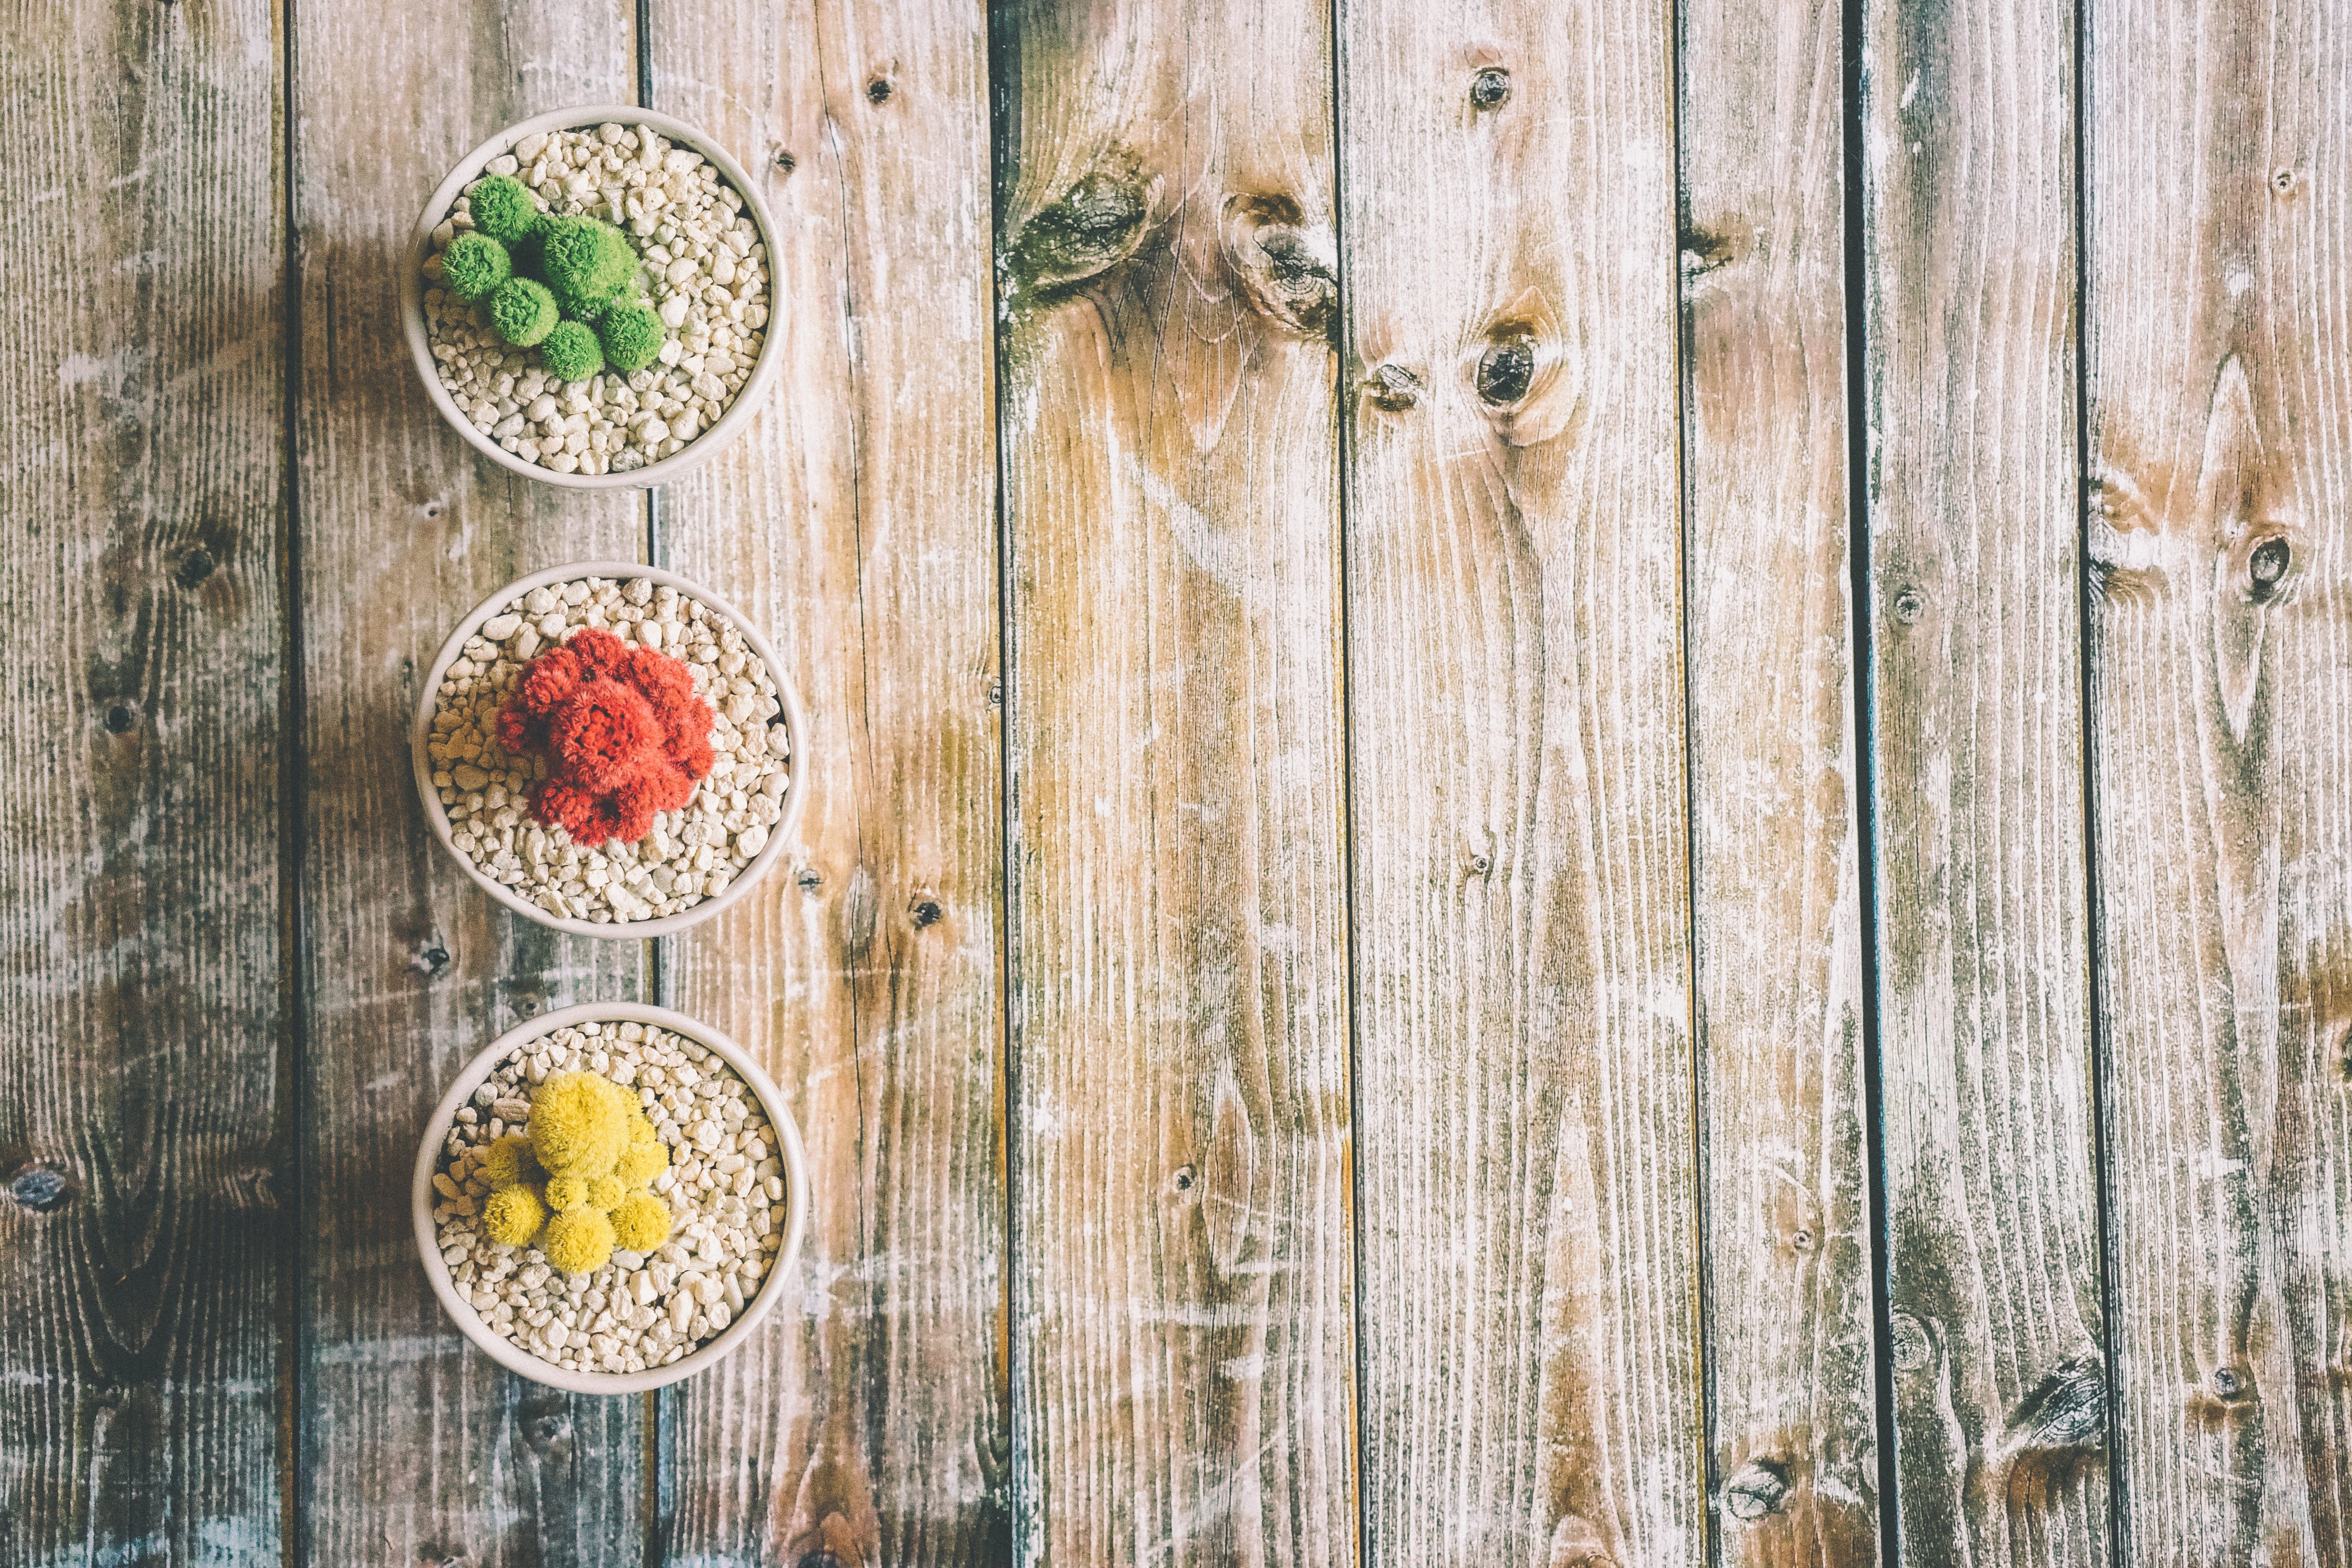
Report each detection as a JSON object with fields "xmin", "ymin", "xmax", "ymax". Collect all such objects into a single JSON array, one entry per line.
[
  {"xmin": 401, "ymin": 104, "xmax": 784, "ymax": 490},
  {"xmin": 412, "ymin": 559, "xmax": 808, "ymax": 938},
  {"xmin": 412, "ymin": 1002, "xmax": 809, "ymax": 1394}
]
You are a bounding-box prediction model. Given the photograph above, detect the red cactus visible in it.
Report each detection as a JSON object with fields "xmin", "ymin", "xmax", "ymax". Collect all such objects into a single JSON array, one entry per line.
[{"xmin": 497, "ymin": 626, "xmax": 715, "ymax": 848}]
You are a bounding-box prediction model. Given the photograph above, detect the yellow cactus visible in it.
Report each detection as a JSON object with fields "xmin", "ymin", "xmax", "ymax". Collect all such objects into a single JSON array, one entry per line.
[
  {"xmin": 609, "ymin": 1191, "xmax": 672, "ymax": 1252},
  {"xmin": 545, "ymin": 1171, "xmax": 591, "ymax": 1212},
  {"xmin": 481, "ymin": 1182, "xmax": 547, "ymax": 1248},
  {"xmin": 615, "ymin": 1139, "xmax": 668, "ymax": 1189},
  {"xmin": 542, "ymin": 1206, "xmax": 616, "ymax": 1275},
  {"xmin": 481, "ymin": 1133, "xmax": 539, "ymax": 1189},
  {"xmin": 529, "ymin": 1070, "xmax": 632, "ymax": 1176},
  {"xmin": 586, "ymin": 1174, "xmax": 625, "ymax": 1210},
  {"xmin": 626, "ymin": 1109, "xmax": 658, "ymax": 1147}
]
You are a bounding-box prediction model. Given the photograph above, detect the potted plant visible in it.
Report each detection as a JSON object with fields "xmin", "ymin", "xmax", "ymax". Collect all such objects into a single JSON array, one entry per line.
[
  {"xmin": 412, "ymin": 561, "xmax": 808, "ymax": 937},
  {"xmin": 413, "ymin": 1002, "xmax": 809, "ymax": 1392},
  {"xmin": 400, "ymin": 105, "xmax": 785, "ymax": 488}
]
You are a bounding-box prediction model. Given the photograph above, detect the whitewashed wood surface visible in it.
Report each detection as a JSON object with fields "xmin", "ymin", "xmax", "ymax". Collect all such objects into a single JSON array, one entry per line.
[{"xmin": 1, "ymin": 0, "xmax": 2344, "ymax": 1565}]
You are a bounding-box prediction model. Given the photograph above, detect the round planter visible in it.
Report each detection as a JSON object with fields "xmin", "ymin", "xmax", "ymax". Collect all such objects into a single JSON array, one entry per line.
[
  {"xmin": 401, "ymin": 104, "xmax": 784, "ymax": 490},
  {"xmin": 413, "ymin": 1002, "xmax": 810, "ymax": 1394},
  {"xmin": 412, "ymin": 559, "xmax": 808, "ymax": 939}
]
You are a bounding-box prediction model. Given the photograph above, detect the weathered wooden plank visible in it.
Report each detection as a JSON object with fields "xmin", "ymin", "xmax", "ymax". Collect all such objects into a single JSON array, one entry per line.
[
  {"xmin": 1680, "ymin": 0, "xmax": 1878, "ymax": 1560},
  {"xmin": 651, "ymin": 2, "xmax": 1010, "ymax": 1563},
  {"xmin": 293, "ymin": 9, "xmax": 652, "ymax": 1564},
  {"xmin": 993, "ymin": 0, "xmax": 1356, "ymax": 1561},
  {"xmin": 0, "ymin": 0, "xmax": 286, "ymax": 1561},
  {"xmin": 1859, "ymin": 0, "xmax": 2109, "ymax": 1561},
  {"xmin": 1335, "ymin": 4, "xmax": 1701, "ymax": 1563},
  {"xmin": 2085, "ymin": 0, "xmax": 2352, "ymax": 1560}
]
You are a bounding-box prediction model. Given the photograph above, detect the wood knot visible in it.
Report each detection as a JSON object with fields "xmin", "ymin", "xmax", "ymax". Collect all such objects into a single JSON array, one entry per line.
[
  {"xmin": 2272, "ymin": 166, "xmax": 2299, "ymax": 196},
  {"xmin": 1889, "ymin": 1312, "xmax": 1932, "ymax": 1374},
  {"xmin": 2007, "ymin": 1352, "xmax": 2107, "ymax": 1452},
  {"xmin": 1170, "ymin": 1165, "xmax": 1196, "ymax": 1194},
  {"xmin": 1723, "ymin": 1457, "xmax": 1791, "ymax": 1523},
  {"xmin": 1891, "ymin": 587, "xmax": 1925, "ymax": 625},
  {"xmin": 1221, "ymin": 193, "xmax": 1337, "ymax": 339},
  {"xmin": 2211, "ymin": 1365, "xmax": 2247, "ymax": 1400},
  {"xmin": 865, "ymin": 75, "xmax": 894, "ymax": 105},
  {"xmin": 175, "ymin": 547, "xmax": 216, "ymax": 587},
  {"xmin": 223, "ymin": 1163, "xmax": 278, "ymax": 1211},
  {"xmin": 774, "ymin": 150, "xmax": 797, "ymax": 175},
  {"xmin": 1361, "ymin": 363, "xmax": 1423, "ymax": 412},
  {"xmin": 411, "ymin": 940, "xmax": 452, "ymax": 978},
  {"xmin": 1469, "ymin": 300, "xmax": 1575, "ymax": 444},
  {"xmin": 1475, "ymin": 336, "xmax": 1536, "ymax": 406},
  {"xmin": 909, "ymin": 899, "xmax": 943, "ymax": 929},
  {"xmin": 797, "ymin": 868, "xmax": 823, "ymax": 893},
  {"xmin": 2249, "ymin": 536, "xmax": 2291, "ymax": 600},
  {"xmin": 9, "ymin": 1165, "xmax": 71, "ymax": 1212},
  {"xmin": 799, "ymin": 1554, "xmax": 845, "ymax": 1568},
  {"xmin": 1004, "ymin": 171, "xmax": 1149, "ymax": 302},
  {"xmin": 1680, "ymin": 227, "xmax": 1737, "ymax": 282},
  {"xmin": 104, "ymin": 702, "xmax": 138, "ymax": 734},
  {"xmin": 521, "ymin": 1399, "xmax": 574, "ymax": 1452},
  {"xmin": 1470, "ymin": 67, "xmax": 1512, "ymax": 109}
]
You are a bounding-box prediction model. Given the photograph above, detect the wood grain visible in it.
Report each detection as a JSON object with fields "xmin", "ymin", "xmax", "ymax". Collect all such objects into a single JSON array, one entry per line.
[
  {"xmin": 1334, "ymin": 3, "xmax": 1702, "ymax": 1563},
  {"xmin": 0, "ymin": 0, "xmax": 286, "ymax": 1561},
  {"xmin": 650, "ymin": 1, "xmax": 1011, "ymax": 1563},
  {"xmin": 2085, "ymin": 0, "xmax": 2352, "ymax": 1560},
  {"xmin": 1859, "ymin": 0, "xmax": 2110, "ymax": 1562},
  {"xmin": 993, "ymin": 0, "xmax": 1357, "ymax": 1562},
  {"xmin": 292, "ymin": 7, "xmax": 653, "ymax": 1564},
  {"xmin": 1679, "ymin": 0, "xmax": 1878, "ymax": 1561}
]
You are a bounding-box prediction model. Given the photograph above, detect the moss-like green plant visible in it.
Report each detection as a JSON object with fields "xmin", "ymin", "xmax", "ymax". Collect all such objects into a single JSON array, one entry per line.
[
  {"xmin": 482, "ymin": 1183, "xmax": 547, "ymax": 1247},
  {"xmin": 467, "ymin": 173, "xmax": 540, "ymax": 246},
  {"xmin": 441, "ymin": 232, "xmax": 512, "ymax": 301},
  {"xmin": 543, "ymin": 1205, "xmax": 616, "ymax": 1275},
  {"xmin": 539, "ymin": 320, "xmax": 605, "ymax": 383},
  {"xmin": 488, "ymin": 277, "xmax": 559, "ymax": 347},
  {"xmin": 541, "ymin": 215, "xmax": 638, "ymax": 305},
  {"xmin": 552, "ymin": 277, "xmax": 628, "ymax": 323},
  {"xmin": 609, "ymin": 1190, "xmax": 672, "ymax": 1252},
  {"xmin": 599, "ymin": 301, "xmax": 666, "ymax": 373}
]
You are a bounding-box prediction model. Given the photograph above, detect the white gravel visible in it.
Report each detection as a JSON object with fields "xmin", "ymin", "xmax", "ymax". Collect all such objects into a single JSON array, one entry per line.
[
  {"xmin": 430, "ymin": 1020, "xmax": 784, "ymax": 1376},
  {"xmin": 421, "ymin": 121, "xmax": 770, "ymax": 477},
  {"xmin": 426, "ymin": 573, "xmax": 792, "ymax": 924}
]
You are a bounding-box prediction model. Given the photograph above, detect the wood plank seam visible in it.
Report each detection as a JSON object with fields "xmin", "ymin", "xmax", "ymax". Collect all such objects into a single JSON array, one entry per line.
[
  {"xmin": 1841, "ymin": 0, "xmax": 1907, "ymax": 1548},
  {"xmin": 1328, "ymin": 6, "xmax": 1376, "ymax": 1568},
  {"xmin": 282, "ymin": 0, "xmax": 310, "ymax": 1561},
  {"xmin": 2067, "ymin": 0, "xmax": 2126, "ymax": 1553}
]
